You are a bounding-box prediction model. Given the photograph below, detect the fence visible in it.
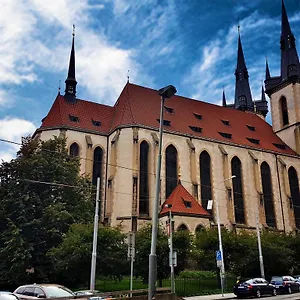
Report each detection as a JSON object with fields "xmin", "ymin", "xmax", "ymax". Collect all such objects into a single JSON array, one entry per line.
[{"xmin": 96, "ymin": 277, "xmax": 236, "ymax": 297}]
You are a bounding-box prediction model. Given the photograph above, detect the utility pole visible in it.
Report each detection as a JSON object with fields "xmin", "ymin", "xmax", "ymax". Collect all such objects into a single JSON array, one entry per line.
[
  {"xmin": 166, "ymin": 204, "xmax": 175, "ymax": 294},
  {"xmin": 127, "ymin": 232, "xmax": 135, "ymax": 297},
  {"xmin": 90, "ymin": 177, "xmax": 100, "ymax": 291},
  {"xmin": 256, "ymin": 209, "xmax": 265, "ymax": 278}
]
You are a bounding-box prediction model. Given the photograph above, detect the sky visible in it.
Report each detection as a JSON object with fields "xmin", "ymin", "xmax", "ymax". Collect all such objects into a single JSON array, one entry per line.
[{"xmin": 1, "ymin": 0, "xmax": 300, "ymax": 162}]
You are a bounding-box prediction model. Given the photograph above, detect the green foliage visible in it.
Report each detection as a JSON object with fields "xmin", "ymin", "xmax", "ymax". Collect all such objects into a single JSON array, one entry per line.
[
  {"xmin": 178, "ymin": 270, "xmax": 217, "ymax": 279},
  {"xmin": 49, "ymin": 224, "xmax": 128, "ymax": 286},
  {"xmin": 0, "ymin": 136, "xmax": 94, "ymax": 287}
]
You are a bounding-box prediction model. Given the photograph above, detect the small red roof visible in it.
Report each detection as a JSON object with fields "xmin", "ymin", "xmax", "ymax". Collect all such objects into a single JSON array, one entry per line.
[
  {"xmin": 39, "ymin": 82, "xmax": 296, "ymax": 156},
  {"xmin": 159, "ymin": 183, "xmax": 211, "ymax": 218}
]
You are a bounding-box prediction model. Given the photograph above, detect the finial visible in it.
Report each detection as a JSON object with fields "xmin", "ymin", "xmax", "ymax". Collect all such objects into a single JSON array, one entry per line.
[
  {"xmin": 58, "ymin": 80, "xmax": 61, "ymax": 95},
  {"xmin": 127, "ymin": 70, "xmax": 130, "ymax": 83},
  {"xmin": 72, "ymin": 24, "xmax": 75, "ymax": 37},
  {"xmin": 238, "ymin": 19, "xmax": 240, "ymax": 35}
]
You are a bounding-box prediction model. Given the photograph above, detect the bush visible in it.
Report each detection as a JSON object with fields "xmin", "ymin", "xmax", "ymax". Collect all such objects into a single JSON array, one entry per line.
[{"xmin": 178, "ymin": 270, "xmax": 217, "ymax": 279}]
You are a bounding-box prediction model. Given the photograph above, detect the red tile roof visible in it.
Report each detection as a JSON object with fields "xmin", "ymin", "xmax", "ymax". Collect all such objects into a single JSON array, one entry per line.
[
  {"xmin": 159, "ymin": 183, "xmax": 211, "ymax": 218},
  {"xmin": 39, "ymin": 82, "xmax": 296, "ymax": 155}
]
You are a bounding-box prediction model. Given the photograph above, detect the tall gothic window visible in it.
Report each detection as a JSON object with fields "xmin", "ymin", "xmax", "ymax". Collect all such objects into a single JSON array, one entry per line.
[
  {"xmin": 288, "ymin": 167, "xmax": 300, "ymax": 229},
  {"xmin": 231, "ymin": 156, "xmax": 245, "ymax": 224},
  {"xmin": 200, "ymin": 151, "xmax": 212, "ymax": 210},
  {"xmin": 280, "ymin": 97, "xmax": 289, "ymax": 126},
  {"xmin": 166, "ymin": 145, "xmax": 178, "ymax": 199},
  {"xmin": 139, "ymin": 141, "xmax": 149, "ymax": 215},
  {"xmin": 261, "ymin": 162, "xmax": 276, "ymax": 227},
  {"xmin": 92, "ymin": 147, "xmax": 103, "ymax": 185},
  {"xmin": 70, "ymin": 142, "xmax": 79, "ymax": 157}
]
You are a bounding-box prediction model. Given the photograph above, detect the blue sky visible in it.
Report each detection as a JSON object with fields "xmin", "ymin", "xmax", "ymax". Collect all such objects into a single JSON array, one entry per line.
[{"xmin": 1, "ymin": 0, "xmax": 300, "ymax": 161}]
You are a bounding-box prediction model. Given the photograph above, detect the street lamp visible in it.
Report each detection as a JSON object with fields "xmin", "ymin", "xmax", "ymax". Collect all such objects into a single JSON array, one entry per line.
[
  {"xmin": 215, "ymin": 175, "xmax": 236, "ymax": 297},
  {"xmin": 165, "ymin": 204, "xmax": 175, "ymax": 294},
  {"xmin": 148, "ymin": 85, "xmax": 177, "ymax": 300}
]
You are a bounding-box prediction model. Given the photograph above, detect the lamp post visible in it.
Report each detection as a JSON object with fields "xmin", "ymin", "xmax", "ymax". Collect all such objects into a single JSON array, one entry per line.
[
  {"xmin": 215, "ymin": 175, "xmax": 236, "ymax": 297},
  {"xmin": 256, "ymin": 208, "xmax": 265, "ymax": 278},
  {"xmin": 148, "ymin": 85, "xmax": 177, "ymax": 300},
  {"xmin": 165, "ymin": 204, "xmax": 175, "ymax": 294}
]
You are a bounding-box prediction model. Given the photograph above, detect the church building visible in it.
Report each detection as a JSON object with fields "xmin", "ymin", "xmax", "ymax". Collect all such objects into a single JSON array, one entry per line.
[{"xmin": 34, "ymin": 1, "xmax": 300, "ymax": 234}]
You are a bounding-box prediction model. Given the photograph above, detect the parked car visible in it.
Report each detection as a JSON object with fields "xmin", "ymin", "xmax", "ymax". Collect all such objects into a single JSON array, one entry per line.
[
  {"xmin": 270, "ymin": 276, "xmax": 300, "ymax": 294},
  {"xmin": 73, "ymin": 291, "xmax": 112, "ymax": 300},
  {"xmin": 14, "ymin": 284, "xmax": 74, "ymax": 300},
  {"xmin": 0, "ymin": 292, "xmax": 20, "ymax": 300},
  {"xmin": 233, "ymin": 278, "xmax": 277, "ymax": 298}
]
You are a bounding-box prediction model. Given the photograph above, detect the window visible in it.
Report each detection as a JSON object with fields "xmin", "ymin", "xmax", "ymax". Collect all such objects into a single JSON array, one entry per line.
[
  {"xmin": 189, "ymin": 126, "xmax": 202, "ymax": 133},
  {"xmin": 200, "ymin": 151, "xmax": 212, "ymax": 211},
  {"xmin": 288, "ymin": 167, "xmax": 300, "ymax": 229},
  {"xmin": 247, "ymin": 125, "xmax": 256, "ymax": 131},
  {"xmin": 69, "ymin": 114, "xmax": 79, "ymax": 122},
  {"xmin": 231, "ymin": 156, "xmax": 245, "ymax": 224},
  {"xmin": 183, "ymin": 199, "xmax": 192, "ymax": 208},
  {"xmin": 166, "ymin": 145, "xmax": 178, "ymax": 199},
  {"xmin": 92, "ymin": 147, "xmax": 103, "ymax": 185},
  {"xmin": 164, "ymin": 106, "xmax": 174, "ymax": 113},
  {"xmin": 139, "ymin": 141, "xmax": 149, "ymax": 215},
  {"xmin": 280, "ymin": 97, "xmax": 289, "ymax": 126},
  {"xmin": 177, "ymin": 224, "xmax": 188, "ymax": 231},
  {"xmin": 221, "ymin": 119, "xmax": 230, "ymax": 126},
  {"xmin": 69, "ymin": 142, "xmax": 79, "ymax": 157},
  {"xmin": 247, "ymin": 138, "xmax": 260, "ymax": 144},
  {"xmin": 261, "ymin": 162, "xmax": 276, "ymax": 228},
  {"xmin": 219, "ymin": 132, "xmax": 232, "ymax": 139},
  {"xmin": 273, "ymin": 143, "xmax": 286, "ymax": 150},
  {"xmin": 193, "ymin": 113, "xmax": 203, "ymax": 120},
  {"xmin": 157, "ymin": 119, "xmax": 171, "ymax": 126},
  {"xmin": 92, "ymin": 119, "xmax": 101, "ymax": 127},
  {"xmin": 34, "ymin": 288, "xmax": 45, "ymax": 298}
]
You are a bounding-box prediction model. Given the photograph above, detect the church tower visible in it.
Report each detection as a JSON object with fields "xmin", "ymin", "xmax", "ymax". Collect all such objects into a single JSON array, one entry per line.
[{"xmin": 265, "ymin": 0, "xmax": 300, "ymax": 154}]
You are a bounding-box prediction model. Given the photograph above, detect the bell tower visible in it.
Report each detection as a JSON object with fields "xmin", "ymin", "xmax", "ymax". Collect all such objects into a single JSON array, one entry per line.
[{"xmin": 265, "ymin": 0, "xmax": 300, "ymax": 154}]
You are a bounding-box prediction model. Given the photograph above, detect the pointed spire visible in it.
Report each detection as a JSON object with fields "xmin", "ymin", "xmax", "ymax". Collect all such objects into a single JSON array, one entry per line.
[
  {"xmin": 222, "ymin": 88, "xmax": 227, "ymax": 107},
  {"xmin": 265, "ymin": 59, "xmax": 271, "ymax": 80},
  {"xmin": 234, "ymin": 26, "xmax": 253, "ymax": 111},
  {"xmin": 65, "ymin": 25, "xmax": 77, "ymax": 101},
  {"xmin": 280, "ymin": 0, "xmax": 300, "ymax": 82},
  {"xmin": 261, "ymin": 85, "xmax": 266, "ymax": 102}
]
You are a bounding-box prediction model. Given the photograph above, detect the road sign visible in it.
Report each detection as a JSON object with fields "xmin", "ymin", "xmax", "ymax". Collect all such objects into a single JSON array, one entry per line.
[
  {"xmin": 216, "ymin": 250, "xmax": 222, "ymax": 268},
  {"xmin": 169, "ymin": 251, "xmax": 177, "ymax": 267},
  {"xmin": 127, "ymin": 232, "xmax": 135, "ymax": 260}
]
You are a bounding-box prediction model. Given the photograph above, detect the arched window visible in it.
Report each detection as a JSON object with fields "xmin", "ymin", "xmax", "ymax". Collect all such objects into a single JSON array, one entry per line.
[
  {"xmin": 261, "ymin": 162, "xmax": 276, "ymax": 227},
  {"xmin": 280, "ymin": 97, "xmax": 289, "ymax": 126},
  {"xmin": 139, "ymin": 141, "xmax": 149, "ymax": 215},
  {"xmin": 200, "ymin": 151, "xmax": 212, "ymax": 210},
  {"xmin": 177, "ymin": 224, "xmax": 188, "ymax": 231},
  {"xmin": 92, "ymin": 147, "xmax": 103, "ymax": 185},
  {"xmin": 231, "ymin": 156, "xmax": 245, "ymax": 224},
  {"xmin": 166, "ymin": 145, "xmax": 178, "ymax": 199},
  {"xmin": 288, "ymin": 167, "xmax": 300, "ymax": 229},
  {"xmin": 195, "ymin": 224, "xmax": 205, "ymax": 234},
  {"xmin": 70, "ymin": 142, "xmax": 79, "ymax": 157}
]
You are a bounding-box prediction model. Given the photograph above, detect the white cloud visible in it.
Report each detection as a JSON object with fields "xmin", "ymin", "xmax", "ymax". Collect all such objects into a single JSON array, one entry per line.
[{"xmin": 0, "ymin": 117, "xmax": 36, "ymax": 162}]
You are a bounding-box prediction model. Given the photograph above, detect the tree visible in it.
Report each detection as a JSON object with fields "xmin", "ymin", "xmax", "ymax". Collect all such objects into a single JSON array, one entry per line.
[
  {"xmin": 134, "ymin": 223, "xmax": 191, "ymax": 286},
  {"xmin": 0, "ymin": 136, "xmax": 94, "ymax": 287},
  {"xmin": 49, "ymin": 224, "xmax": 128, "ymax": 286}
]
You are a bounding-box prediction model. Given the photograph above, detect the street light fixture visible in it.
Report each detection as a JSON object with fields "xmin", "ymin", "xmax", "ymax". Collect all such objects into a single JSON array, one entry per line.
[
  {"xmin": 165, "ymin": 204, "xmax": 175, "ymax": 294},
  {"xmin": 215, "ymin": 175, "xmax": 236, "ymax": 297},
  {"xmin": 148, "ymin": 85, "xmax": 177, "ymax": 300}
]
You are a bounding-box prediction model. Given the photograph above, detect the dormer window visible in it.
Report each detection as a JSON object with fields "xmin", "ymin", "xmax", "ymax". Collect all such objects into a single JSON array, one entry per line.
[
  {"xmin": 189, "ymin": 126, "xmax": 202, "ymax": 133},
  {"xmin": 69, "ymin": 115, "xmax": 79, "ymax": 122},
  {"xmin": 273, "ymin": 143, "xmax": 286, "ymax": 150},
  {"xmin": 218, "ymin": 132, "xmax": 232, "ymax": 139},
  {"xmin": 92, "ymin": 119, "xmax": 101, "ymax": 127},
  {"xmin": 247, "ymin": 125, "xmax": 255, "ymax": 131},
  {"xmin": 193, "ymin": 113, "xmax": 202, "ymax": 120},
  {"xmin": 247, "ymin": 138, "xmax": 260, "ymax": 145},
  {"xmin": 221, "ymin": 120, "xmax": 230, "ymax": 126},
  {"xmin": 157, "ymin": 119, "xmax": 171, "ymax": 126},
  {"xmin": 183, "ymin": 198, "xmax": 192, "ymax": 208},
  {"xmin": 164, "ymin": 106, "xmax": 174, "ymax": 113}
]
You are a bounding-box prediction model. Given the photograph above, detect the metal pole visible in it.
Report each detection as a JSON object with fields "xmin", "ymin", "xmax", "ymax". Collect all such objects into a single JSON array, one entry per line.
[
  {"xmin": 215, "ymin": 197, "xmax": 225, "ymax": 297},
  {"xmin": 90, "ymin": 177, "xmax": 100, "ymax": 291},
  {"xmin": 169, "ymin": 209, "xmax": 175, "ymax": 294},
  {"xmin": 130, "ymin": 253, "xmax": 134, "ymax": 297},
  {"xmin": 256, "ymin": 211, "xmax": 265, "ymax": 278},
  {"xmin": 148, "ymin": 96, "xmax": 165, "ymax": 300}
]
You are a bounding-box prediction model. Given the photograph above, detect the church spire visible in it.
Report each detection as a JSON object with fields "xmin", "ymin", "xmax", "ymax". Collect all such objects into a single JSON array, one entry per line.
[
  {"xmin": 234, "ymin": 27, "xmax": 253, "ymax": 111},
  {"xmin": 280, "ymin": 0, "xmax": 300, "ymax": 82},
  {"xmin": 222, "ymin": 88, "xmax": 227, "ymax": 107},
  {"xmin": 65, "ymin": 25, "xmax": 77, "ymax": 101},
  {"xmin": 265, "ymin": 60, "xmax": 271, "ymax": 80}
]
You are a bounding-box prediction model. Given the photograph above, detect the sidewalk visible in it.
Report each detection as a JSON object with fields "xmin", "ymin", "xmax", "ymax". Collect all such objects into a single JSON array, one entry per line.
[{"xmin": 184, "ymin": 293, "xmax": 236, "ymax": 300}]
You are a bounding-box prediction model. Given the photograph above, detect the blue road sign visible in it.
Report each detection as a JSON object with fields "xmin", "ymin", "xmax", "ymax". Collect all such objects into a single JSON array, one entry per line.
[{"xmin": 216, "ymin": 250, "xmax": 222, "ymax": 261}]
